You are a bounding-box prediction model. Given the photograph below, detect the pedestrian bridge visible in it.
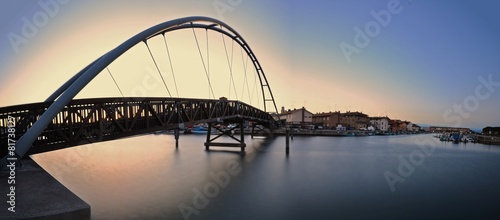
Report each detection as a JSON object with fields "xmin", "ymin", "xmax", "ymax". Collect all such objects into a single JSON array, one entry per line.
[
  {"xmin": 1, "ymin": 97, "xmax": 278, "ymax": 156},
  {"xmin": 1, "ymin": 16, "xmax": 280, "ymax": 161}
]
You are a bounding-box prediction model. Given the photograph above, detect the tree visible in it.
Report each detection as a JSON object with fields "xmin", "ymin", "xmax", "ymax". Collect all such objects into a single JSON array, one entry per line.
[{"xmin": 482, "ymin": 127, "xmax": 500, "ymax": 136}]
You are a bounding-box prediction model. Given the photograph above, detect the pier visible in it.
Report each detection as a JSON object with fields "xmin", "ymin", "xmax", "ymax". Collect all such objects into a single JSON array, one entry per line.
[
  {"xmin": 470, "ymin": 134, "xmax": 500, "ymax": 145},
  {"xmin": 0, "ymin": 159, "xmax": 90, "ymax": 219}
]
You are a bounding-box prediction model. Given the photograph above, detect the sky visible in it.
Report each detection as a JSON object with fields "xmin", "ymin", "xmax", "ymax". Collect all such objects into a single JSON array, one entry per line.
[{"xmin": 0, "ymin": 0, "xmax": 499, "ymax": 130}]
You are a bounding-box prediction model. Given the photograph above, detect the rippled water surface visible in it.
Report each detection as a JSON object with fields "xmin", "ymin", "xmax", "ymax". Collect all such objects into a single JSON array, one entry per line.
[{"xmin": 32, "ymin": 134, "xmax": 500, "ymax": 219}]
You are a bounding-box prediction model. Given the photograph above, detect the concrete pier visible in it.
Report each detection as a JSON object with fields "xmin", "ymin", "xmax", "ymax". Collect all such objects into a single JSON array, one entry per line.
[{"xmin": 0, "ymin": 159, "xmax": 90, "ymax": 219}]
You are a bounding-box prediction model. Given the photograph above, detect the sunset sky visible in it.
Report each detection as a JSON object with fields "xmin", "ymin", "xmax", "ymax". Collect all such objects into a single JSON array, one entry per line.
[{"xmin": 1, "ymin": 0, "xmax": 499, "ymax": 130}]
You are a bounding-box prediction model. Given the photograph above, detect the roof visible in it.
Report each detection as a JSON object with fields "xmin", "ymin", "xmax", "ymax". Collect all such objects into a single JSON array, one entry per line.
[
  {"xmin": 341, "ymin": 111, "xmax": 368, "ymax": 117},
  {"xmin": 369, "ymin": 116, "xmax": 390, "ymax": 120},
  {"xmin": 279, "ymin": 107, "xmax": 313, "ymax": 116},
  {"xmin": 313, "ymin": 111, "xmax": 341, "ymax": 117}
]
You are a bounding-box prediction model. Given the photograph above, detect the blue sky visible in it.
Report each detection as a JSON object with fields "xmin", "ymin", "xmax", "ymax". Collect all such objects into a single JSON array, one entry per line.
[{"xmin": 0, "ymin": 0, "xmax": 499, "ymax": 130}]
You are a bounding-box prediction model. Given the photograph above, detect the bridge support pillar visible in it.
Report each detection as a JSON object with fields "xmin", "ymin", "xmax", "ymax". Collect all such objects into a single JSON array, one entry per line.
[
  {"xmin": 250, "ymin": 124, "xmax": 270, "ymax": 138},
  {"xmin": 204, "ymin": 121, "xmax": 246, "ymax": 152},
  {"xmin": 240, "ymin": 122, "xmax": 245, "ymax": 152},
  {"xmin": 205, "ymin": 124, "xmax": 212, "ymax": 151},
  {"xmin": 174, "ymin": 128, "xmax": 180, "ymax": 148},
  {"xmin": 286, "ymin": 128, "xmax": 290, "ymax": 155}
]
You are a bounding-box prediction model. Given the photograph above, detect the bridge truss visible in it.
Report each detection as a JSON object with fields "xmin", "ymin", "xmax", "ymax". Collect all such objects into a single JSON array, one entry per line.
[{"xmin": 0, "ymin": 97, "xmax": 278, "ymax": 156}]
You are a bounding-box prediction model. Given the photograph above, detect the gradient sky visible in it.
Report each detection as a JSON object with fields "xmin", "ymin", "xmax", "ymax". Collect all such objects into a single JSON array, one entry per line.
[{"xmin": 1, "ymin": 0, "xmax": 499, "ymax": 130}]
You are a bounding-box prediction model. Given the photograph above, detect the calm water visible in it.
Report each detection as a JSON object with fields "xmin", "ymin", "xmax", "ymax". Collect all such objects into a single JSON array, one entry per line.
[{"xmin": 32, "ymin": 133, "xmax": 500, "ymax": 219}]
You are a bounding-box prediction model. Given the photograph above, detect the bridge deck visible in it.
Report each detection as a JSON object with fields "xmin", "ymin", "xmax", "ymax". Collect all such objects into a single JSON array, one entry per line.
[{"xmin": 1, "ymin": 97, "xmax": 278, "ymax": 157}]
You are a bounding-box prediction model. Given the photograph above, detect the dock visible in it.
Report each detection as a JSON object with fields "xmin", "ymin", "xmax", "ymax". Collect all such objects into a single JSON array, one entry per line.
[{"xmin": 470, "ymin": 134, "xmax": 500, "ymax": 145}]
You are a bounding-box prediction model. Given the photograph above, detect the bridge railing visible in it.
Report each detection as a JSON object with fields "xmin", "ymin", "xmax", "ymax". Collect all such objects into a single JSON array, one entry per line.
[{"xmin": 1, "ymin": 97, "xmax": 278, "ymax": 155}]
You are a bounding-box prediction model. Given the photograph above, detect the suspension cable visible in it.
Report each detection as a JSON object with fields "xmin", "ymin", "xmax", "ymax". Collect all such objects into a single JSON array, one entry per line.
[
  {"xmin": 206, "ymin": 29, "xmax": 211, "ymax": 99},
  {"xmin": 231, "ymin": 40, "xmax": 236, "ymax": 98},
  {"xmin": 255, "ymin": 69, "xmax": 265, "ymax": 106},
  {"xmin": 240, "ymin": 47, "xmax": 251, "ymax": 102},
  {"xmin": 162, "ymin": 34, "xmax": 179, "ymax": 97},
  {"xmin": 192, "ymin": 27, "xmax": 216, "ymax": 98},
  {"xmin": 106, "ymin": 67, "xmax": 124, "ymax": 97},
  {"xmin": 144, "ymin": 40, "xmax": 172, "ymax": 97},
  {"xmin": 250, "ymin": 65, "xmax": 258, "ymax": 106},
  {"xmin": 221, "ymin": 32, "xmax": 238, "ymax": 100}
]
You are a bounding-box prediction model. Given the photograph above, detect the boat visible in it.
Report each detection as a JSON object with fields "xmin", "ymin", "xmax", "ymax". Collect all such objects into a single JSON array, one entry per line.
[
  {"xmin": 345, "ymin": 132, "xmax": 355, "ymax": 137},
  {"xmin": 189, "ymin": 125, "xmax": 219, "ymax": 134},
  {"xmin": 451, "ymin": 133, "xmax": 460, "ymax": 144}
]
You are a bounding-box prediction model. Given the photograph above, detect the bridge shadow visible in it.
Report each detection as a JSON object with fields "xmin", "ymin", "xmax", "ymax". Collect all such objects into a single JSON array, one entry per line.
[
  {"xmin": 203, "ymin": 135, "xmax": 278, "ymax": 160},
  {"xmin": 205, "ymin": 149, "xmax": 245, "ymax": 155}
]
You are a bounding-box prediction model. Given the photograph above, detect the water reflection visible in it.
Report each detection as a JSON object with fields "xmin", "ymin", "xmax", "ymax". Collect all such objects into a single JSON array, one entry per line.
[
  {"xmin": 32, "ymin": 134, "xmax": 500, "ymax": 219},
  {"xmin": 32, "ymin": 134, "xmax": 274, "ymax": 219}
]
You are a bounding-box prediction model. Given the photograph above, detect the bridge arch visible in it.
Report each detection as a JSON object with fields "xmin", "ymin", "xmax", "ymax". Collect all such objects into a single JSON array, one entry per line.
[{"xmin": 11, "ymin": 16, "xmax": 279, "ymax": 159}]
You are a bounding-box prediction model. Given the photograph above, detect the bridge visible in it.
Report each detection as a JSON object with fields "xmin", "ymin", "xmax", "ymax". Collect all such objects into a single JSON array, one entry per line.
[{"xmin": 1, "ymin": 16, "xmax": 281, "ymax": 164}]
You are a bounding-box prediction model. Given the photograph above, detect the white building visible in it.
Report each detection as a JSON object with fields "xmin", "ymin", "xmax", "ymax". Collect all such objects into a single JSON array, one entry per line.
[
  {"xmin": 406, "ymin": 121, "xmax": 413, "ymax": 131},
  {"xmin": 279, "ymin": 107, "xmax": 313, "ymax": 125},
  {"xmin": 369, "ymin": 117, "xmax": 390, "ymax": 131}
]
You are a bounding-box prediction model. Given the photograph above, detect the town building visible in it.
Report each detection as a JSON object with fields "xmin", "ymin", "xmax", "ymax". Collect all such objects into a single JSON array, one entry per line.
[
  {"xmin": 412, "ymin": 124, "xmax": 422, "ymax": 132},
  {"xmin": 279, "ymin": 107, "xmax": 313, "ymax": 126},
  {"xmin": 389, "ymin": 119, "xmax": 407, "ymax": 132},
  {"xmin": 405, "ymin": 121, "xmax": 413, "ymax": 131},
  {"xmin": 312, "ymin": 111, "xmax": 341, "ymax": 129},
  {"xmin": 340, "ymin": 111, "xmax": 369, "ymax": 130},
  {"xmin": 369, "ymin": 116, "xmax": 390, "ymax": 131}
]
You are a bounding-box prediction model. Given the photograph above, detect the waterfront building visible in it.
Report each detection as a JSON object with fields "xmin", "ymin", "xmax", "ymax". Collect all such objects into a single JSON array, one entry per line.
[
  {"xmin": 369, "ymin": 116, "xmax": 391, "ymax": 131},
  {"xmin": 405, "ymin": 121, "xmax": 413, "ymax": 131},
  {"xmin": 389, "ymin": 119, "xmax": 407, "ymax": 132},
  {"xmin": 340, "ymin": 111, "xmax": 369, "ymax": 130},
  {"xmin": 312, "ymin": 111, "xmax": 341, "ymax": 129},
  {"xmin": 279, "ymin": 107, "xmax": 313, "ymax": 126},
  {"xmin": 412, "ymin": 124, "xmax": 422, "ymax": 132}
]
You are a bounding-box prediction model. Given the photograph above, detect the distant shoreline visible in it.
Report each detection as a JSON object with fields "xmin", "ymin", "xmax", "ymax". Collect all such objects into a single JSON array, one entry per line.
[{"xmin": 270, "ymin": 129, "xmax": 426, "ymax": 137}]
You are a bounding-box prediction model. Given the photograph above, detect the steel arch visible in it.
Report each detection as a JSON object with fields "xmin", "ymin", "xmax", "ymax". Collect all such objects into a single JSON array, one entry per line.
[{"xmin": 13, "ymin": 16, "xmax": 278, "ymax": 159}]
